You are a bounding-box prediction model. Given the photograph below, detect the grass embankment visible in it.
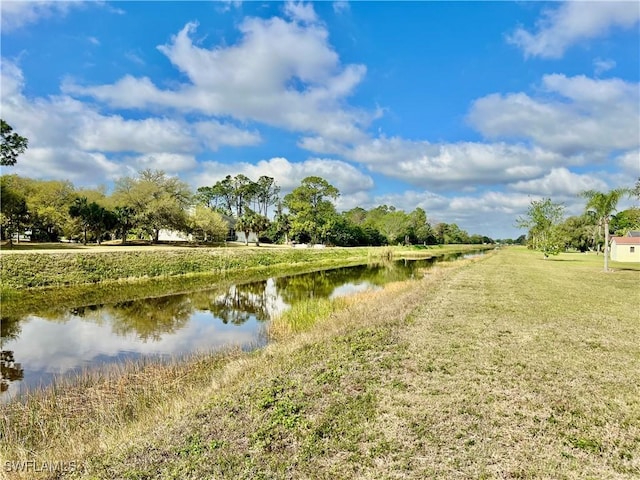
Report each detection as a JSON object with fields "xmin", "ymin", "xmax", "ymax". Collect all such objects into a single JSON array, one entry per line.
[
  {"xmin": 0, "ymin": 244, "xmax": 480, "ymax": 290},
  {"xmin": 2, "ymin": 248, "xmax": 639, "ymax": 479},
  {"xmin": 0, "ymin": 244, "xmax": 483, "ymax": 318}
]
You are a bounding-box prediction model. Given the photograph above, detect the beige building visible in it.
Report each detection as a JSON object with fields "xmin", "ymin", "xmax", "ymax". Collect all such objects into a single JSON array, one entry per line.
[{"xmin": 610, "ymin": 235, "xmax": 640, "ymax": 263}]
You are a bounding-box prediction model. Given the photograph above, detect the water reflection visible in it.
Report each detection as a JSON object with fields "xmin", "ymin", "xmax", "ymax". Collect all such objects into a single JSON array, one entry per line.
[{"xmin": 1, "ymin": 251, "xmax": 483, "ymax": 400}]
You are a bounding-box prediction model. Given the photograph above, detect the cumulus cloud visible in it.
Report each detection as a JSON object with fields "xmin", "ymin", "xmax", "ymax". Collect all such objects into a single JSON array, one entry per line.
[
  {"xmin": 12, "ymin": 147, "xmax": 122, "ymax": 185},
  {"xmin": 1, "ymin": 60, "xmax": 261, "ymax": 185},
  {"xmin": 345, "ymin": 137, "xmax": 571, "ymax": 189},
  {"xmin": 468, "ymin": 74, "xmax": 639, "ymax": 156},
  {"xmin": 0, "ymin": 1, "xmax": 86, "ymax": 32},
  {"xmin": 194, "ymin": 121, "xmax": 262, "ymax": 150},
  {"xmin": 508, "ymin": 167, "xmax": 608, "ymax": 196},
  {"xmin": 616, "ymin": 150, "xmax": 640, "ymax": 178},
  {"xmin": 194, "ymin": 156, "xmax": 373, "ymax": 196},
  {"xmin": 284, "ymin": 1, "xmax": 318, "ymax": 24},
  {"xmin": 508, "ymin": 2, "xmax": 640, "ymax": 59},
  {"xmin": 74, "ymin": 116, "xmax": 196, "ymax": 153},
  {"xmin": 125, "ymin": 153, "xmax": 198, "ymax": 174},
  {"xmin": 64, "ymin": 14, "xmax": 371, "ymax": 144}
]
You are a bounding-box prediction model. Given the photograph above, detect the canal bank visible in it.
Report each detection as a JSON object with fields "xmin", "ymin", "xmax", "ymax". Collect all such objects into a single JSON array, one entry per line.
[
  {"xmin": 2, "ymin": 248, "xmax": 639, "ymax": 479},
  {"xmin": 2, "ymin": 247, "xmax": 488, "ymax": 401}
]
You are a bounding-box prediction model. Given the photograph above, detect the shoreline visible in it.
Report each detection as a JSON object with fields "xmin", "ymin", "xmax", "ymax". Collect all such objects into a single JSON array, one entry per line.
[
  {"xmin": 2, "ymin": 248, "xmax": 637, "ymax": 478},
  {"xmin": 0, "ymin": 244, "xmax": 488, "ymax": 316}
]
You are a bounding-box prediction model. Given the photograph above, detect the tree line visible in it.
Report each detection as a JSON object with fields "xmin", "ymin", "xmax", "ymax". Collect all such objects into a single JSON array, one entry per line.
[
  {"xmin": 1, "ymin": 119, "xmax": 492, "ymax": 247},
  {"xmin": 517, "ymin": 181, "xmax": 640, "ymax": 269},
  {"xmin": 0, "ymin": 170, "xmax": 493, "ymax": 247}
]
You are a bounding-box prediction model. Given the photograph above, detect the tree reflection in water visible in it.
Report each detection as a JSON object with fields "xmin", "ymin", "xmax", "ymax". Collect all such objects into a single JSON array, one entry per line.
[
  {"xmin": 191, "ymin": 280, "xmax": 274, "ymax": 325},
  {"xmin": 107, "ymin": 295, "xmax": 194, "ymax": 341},
  {"xmin": 0, "ymin": 351, "xmax": 23, "ymax": 393},
  {"xmin": 1, "ymin": 317, "xmax": 24, "ymax": 392}
]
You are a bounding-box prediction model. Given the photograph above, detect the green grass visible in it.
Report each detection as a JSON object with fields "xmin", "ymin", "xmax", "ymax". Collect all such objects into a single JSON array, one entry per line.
[
  {"xmin": 0, "ymin": 244, "xmax": 485, "ymax": 290},
  {"xmin": 0, "ymin": 244, "xmax": 487, "ymax": 318},
  {"xmin": 2, "ymin": 247, "xmax": 638, "ymax": 479}
]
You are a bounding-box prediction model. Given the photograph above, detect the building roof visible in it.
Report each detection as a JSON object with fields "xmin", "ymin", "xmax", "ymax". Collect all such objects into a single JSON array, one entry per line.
[
  {"xmin": 628, "ymin": 231, "xmax": 640, "ymax": 237},
  {"xmin": 611, "ymin": 236, "xmax": 640, "ymax": 245}
]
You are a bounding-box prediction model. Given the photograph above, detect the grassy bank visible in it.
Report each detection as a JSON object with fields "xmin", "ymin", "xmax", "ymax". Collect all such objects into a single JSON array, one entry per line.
[
  {"xmin": 2, "ymin": 247, "xmax": 638, "ymax": 479},
  {"xmin": 0, "ymin": 244, "xmax": 482, "ymax": 290},
  {"xmin": 0, "ymin": 244, "xmax": 484, "ymax": 317}
]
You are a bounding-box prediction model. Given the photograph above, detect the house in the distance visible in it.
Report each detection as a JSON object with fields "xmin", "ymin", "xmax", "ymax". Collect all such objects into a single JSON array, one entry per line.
[{"xmin": 610, "ymin": 231, "xmax": 640, "ymax": 263}]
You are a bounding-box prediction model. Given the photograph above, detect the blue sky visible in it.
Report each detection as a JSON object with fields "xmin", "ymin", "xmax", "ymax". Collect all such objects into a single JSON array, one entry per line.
[{"xmin": 1, "ymin": 1, "xmax": 638, "ymax": 239}]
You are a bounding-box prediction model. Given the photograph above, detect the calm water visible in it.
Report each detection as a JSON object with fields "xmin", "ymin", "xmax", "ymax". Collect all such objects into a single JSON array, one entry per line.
[{"xmin": 1, "ymin": 251, "xmax": 483, "ymax": 401}]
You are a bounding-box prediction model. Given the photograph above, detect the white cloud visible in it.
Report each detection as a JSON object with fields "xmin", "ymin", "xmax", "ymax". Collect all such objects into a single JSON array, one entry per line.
[
  {"xmin": 75, "ymin": 116, "xmax": 196, "ymax": 153},
  {"xmin": 333, "ymin": 1, "xmax": 350, "ymax": 15},
  {"xmin": 217, "ymin": 1, "xmax": 243, "ymax": 13},
  {"xmin": 593, "ymin": 57, "xmax": 616, "ymax": 76},
  {"xmin": 194, "ymin": 156, "xmax": 373, "ymax": 196},
  {"xmin": 12, "ymin": 147, "xmax": 122, "ymax": 185},
  {"xmin": 0, "ymin": 1, "xmax": 84, "ymax": 32},
  {"xmin": 126, "ymin": 153, "xmax": 198, "ymax": 174},
  {"xmin": 508, "ymin": 2, "xmax": 640, "ymax": 59},
  {"xmin": 284, "ymin": 1, "xmax": 318, "ymax": 24},
  {"xmin": 0, "ymin": 60, "xmax": 260, "ymax": 185},
  {"xmin": 125, "ymin": 51, "xmax": 146, "ymax": 66},
  {"xmin": 616, "ymin": 150, "xmax": 640, "ymax": 178},
  {"xmin": 468, "ymin": 74, "xmax": 639, "ymax": 156},
  {"xmin": 347, "ymin": 137, "xmax": 568, "ymax": 189},
  {"xmin": 194, "ymin": 121, "xmax": 262, "ymax": 150},
  {"xmin": 64, "ymin": 16, "xmax": 371, "ymax": 144},
  {"xmin": 508, "ymin": 167, "xmax": 608, "ymax": 196}
]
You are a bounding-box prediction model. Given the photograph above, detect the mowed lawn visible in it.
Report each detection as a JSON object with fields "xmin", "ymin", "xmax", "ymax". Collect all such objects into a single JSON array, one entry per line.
[{"xmin": 2, "ymin": 247, "xmax": 639, "ymax": 479}]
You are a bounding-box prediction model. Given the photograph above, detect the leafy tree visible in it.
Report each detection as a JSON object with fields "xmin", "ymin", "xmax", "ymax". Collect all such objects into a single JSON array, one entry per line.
[
  {"xmin": 235, "ymin": 211, "xmax": 254, "ymax": 246},
  {"xmin": 198, "ymin": 174, "xmax": 264, "ymax": 219},
  {"xmin": 433, "ymin": 222, "xmax": 447, "ymax": 245},
  {"xmin": 248, "ymin": 212, "xmax": 270, "ymax": 246},
  {"xmin": 272, "ymin": 203, "xmax": 292, "ymax": 244},
  {"xmin": 407, "ymin": 207, "xmax": 435, "ymax": 244},
  {"xmin": 581, "ymin": 188, "xmax": 631, "ymax": 271},
  {"xmin": 25, "ymin": 179, "xmax": 76, "ymax": 241},
  {"xmin": 190, "ymin": 205, "xmax": 229, "ymax": 243},
  {"xmin": 634, "ymin": 177, "xmax": 640, "ymax": 201},
  {"xmin": 516, "ymin": 198, "xmax": 565, "ymax": 258},
  {"xmin": 113, "ymin": 169, "xmax": 191, "ymax": 243},
  {"xmin": 610, "ymin": 208, "xmax": 640, "ymax": 236},
  {"xmin": 442, "ymin": 223, "xmax": 470, "ymax": 244},
  {"xmin": 283, "ymin": 176, "xmax": 339, "ymax": 244},
  {"xmin": 69, "ymin": 197, "xmax": 117, "ymax": 244},
  {"xmin": 379, "ymin": 208, "xmax": 409, "ymax": 244},
  {"xmin": 344, "ymin": 207, "xmax": 368, "ymax": 226},
  {"xmin": 69, "ymin": 197, "xmax": 90, "ymax": 244},
  {"xmin": 0, "ymin": 176, "xmax": 29, "ymax": 245},
  {"xmin": 235, "ymin": 210, "xmax": 269, "ymax": 246},
  {"xmin": 254, "ymin": 175, "xmax": 280, "ymax": 217},
  {"xmin": 114, "ymin": 206, "xmax": 136, "ymax": 244},
  {"xmin": 1, "ymin": 120, "xmax": 28, "ymax": 166},
  {"xmin": 230, "ymin": 174, "xmax": 257, "ymax": 218},
  {"xmin": 559, "ymin": 215, "xmax": 594, "ymax": 252}
]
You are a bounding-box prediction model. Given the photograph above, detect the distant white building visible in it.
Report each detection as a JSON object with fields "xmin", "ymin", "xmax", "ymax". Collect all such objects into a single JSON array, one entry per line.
[{"xmin": 157, "ymin": 229, "xmax": 192, "ymax": 242}]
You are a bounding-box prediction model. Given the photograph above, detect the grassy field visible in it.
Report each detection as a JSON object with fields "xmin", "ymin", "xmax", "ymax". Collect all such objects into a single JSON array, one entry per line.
[{"xmin": 1, "ymin": 247, "xmax": 639, "ymax": 479}]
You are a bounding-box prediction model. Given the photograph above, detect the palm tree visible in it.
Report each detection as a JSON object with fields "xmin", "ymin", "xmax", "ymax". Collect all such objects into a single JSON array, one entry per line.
[{"xmin": 581, "ymin": 188, "xmax": 630, "ymax": 271}]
